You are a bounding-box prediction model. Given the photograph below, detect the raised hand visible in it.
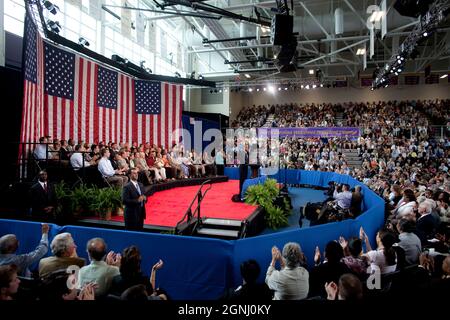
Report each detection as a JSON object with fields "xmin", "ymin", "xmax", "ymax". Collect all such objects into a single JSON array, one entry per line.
[
  {"xmin": 152, "ymin": 259, "xmax": 164, "ymax": 271},
  {"xmin": 41, "ymin": 223, "xmax": 50, "ymax": 234},
  {"xmin": 325, "ymin": 281, "xmax": 338, "ymax": 300},
  {"xmin": 339, "ymin": 236, "xmax": 348, "ymax": 249},
  {"xmin": 314, "ymin": 246, "xmax": 321, "ymax": 264},
  {"xmin": 78, "ymin": 282, "xmax": 97, "ymax": 300}
]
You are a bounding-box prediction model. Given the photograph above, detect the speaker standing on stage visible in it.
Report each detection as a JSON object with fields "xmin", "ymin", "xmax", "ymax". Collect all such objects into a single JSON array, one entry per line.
[{"xmin": 122, "ymin": 168, "xmax": 147, "ymax": 230}]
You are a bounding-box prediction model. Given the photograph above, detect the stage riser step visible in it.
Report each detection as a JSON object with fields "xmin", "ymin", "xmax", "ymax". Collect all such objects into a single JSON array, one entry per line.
[
  {"xmin": 202, "ymin": 218, "xmax": 242, "ymax": 228},
  {"xmin": 196, "ymin": 227, "xmax": 240, "ymax": 239}
]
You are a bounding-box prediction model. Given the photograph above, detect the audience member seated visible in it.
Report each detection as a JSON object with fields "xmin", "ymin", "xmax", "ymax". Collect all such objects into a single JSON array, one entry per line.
[
  {"xmin": 416, "ymin": 201, "xmax": 439, "ymax": 244},
  {"xmin": 339, "ymin": 236, "xmax": 368, "ymax": 278},
  {"xmin": 78, "ymin": 238, "xmax": 121, "ymax": 298},
  {"xmin": 38, "ymin": 232, "xmax": 85, "ymax": 278},
  {"xmin": 396, "ymin": 219, "xmax": 422, "ymax": 265},
  {"xmin": 350, "ymin": 185, "xmax": 363, "ymax": 217},
  {"xmin": 33, "ymin": 137, "xmax": 48, "ymax": 160},
  {"xmin": 360, "ymin": 227, "xmax": 397, "ymax": 275},
  {"xmin": 39, "ymin": 269, "xmax": 95, "ymax": 300},
  {"xmin": 28, "ymin": 171, "xmax": 56, "ymax": 221},
  {"xmin": 333, "ymin": 184, "xmax": 352, "ymax": 210},
  {"xmin": 109, "ymin": 245, "xmax": 166, "ymax": 300},
  {"xmin": 0, "ymin": 264, "xmax": 20, "ymax": 300},
  {"xmin": 98, "ymin": 148, "xmax": 128, "ymax": 187},
  {"xmin": 265, "ymin": 242, "xmax": 309, "ymax": 300},
  {"xmin": 0, "ymin": 224, "xmax": 49, "ymax": 277},
  {"xmin": 222, "ymin": 259, "xmax": 273, "ymax": 301},
  {"xmin": 308, "ymin": 241, "xmax": 351, "ymax": 298},
  {"xmin": 324, "ymin": 273, "xmax": 363, "ymax": 300}
]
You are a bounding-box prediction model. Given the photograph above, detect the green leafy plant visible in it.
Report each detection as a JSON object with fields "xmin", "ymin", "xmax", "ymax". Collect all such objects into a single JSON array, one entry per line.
[
  {"xmin": 245, "ymin": 178, "xmax": 291, "ymax": 230},
  {"xmin": 89, "ymin": 187, "xmax": 115, "ymax": 220}
]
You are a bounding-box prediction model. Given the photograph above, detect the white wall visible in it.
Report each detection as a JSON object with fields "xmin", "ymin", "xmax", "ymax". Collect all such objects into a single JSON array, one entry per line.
[
  {"xmin": 228, "ymin": 83, "xmax": 450, "ymax": 121},
  {"xmin": 187, "ymin": 87, "xmax": 230, "ymax": 116}
]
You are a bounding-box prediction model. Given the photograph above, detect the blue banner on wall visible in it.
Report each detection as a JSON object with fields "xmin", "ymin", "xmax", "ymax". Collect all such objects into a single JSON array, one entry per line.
[{"xmin": 258, "ymin": 127, "xmax": 360, "ymax": 138}]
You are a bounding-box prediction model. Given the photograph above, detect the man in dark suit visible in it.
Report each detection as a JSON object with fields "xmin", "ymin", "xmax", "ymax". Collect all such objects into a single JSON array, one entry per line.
[
  {"xmin": 415, "ymin": 201, "xmax": 438, "ymax": 244},
  {"xmin": 28, "ymin": 170, "xmax": 56, "ymax": 221},
  {"xmin": 122, "ymin": 168, "xmax": 147, "ymax": 230}
]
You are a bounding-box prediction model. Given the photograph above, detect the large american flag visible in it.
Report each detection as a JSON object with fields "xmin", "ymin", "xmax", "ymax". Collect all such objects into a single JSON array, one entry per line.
[{"xmin": 21, "ymin": 8, "xmax": 183, "ymax": 155}]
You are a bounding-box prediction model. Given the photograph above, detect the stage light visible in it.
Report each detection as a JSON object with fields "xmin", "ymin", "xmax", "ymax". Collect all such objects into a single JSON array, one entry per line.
[
  {"xmin": 440, "ymin": 74, "xmax": 448, "ymax": 79},
  {"xmin": 305, "ymin": 84, "xmax": 310, "ymax": 90},
  {"xmin": 284, "ymin": 87, "xmax": 288, "ymax": 90},
  {"xmin": 268, "ymin": 85, "xmax": 275, "ymax": 93},
  {"xmin": 248, "ymin": 88, "xmax": 253, "ymax": 92},
  {"xmin": 278, "ymin": 87, "xmax": 282, "ymax": 91},
  {"xmin": 423, "ymin": 31, "xmax": 428, "ymax": 37},
  {"xmin": 309, "ymin": 69, "xmax": 314, "ymax": 75},
  {"xmin": 356, "ymin": 48, "xmax": 366, "ymax": 55},
  {"xmin": 47, "ymin": 20, "xmax": 61, "ymax": 33},
  {"xmin": 263, "ymin": 87, "xmax": 267, "ymax": 91},
  {"xmin": 198, "ymin": 74, "xmax": 204, "ymax": 80},
  {"xmin": 224, "ymin": 88, "xmax": 228, "ymax": 92},
  {"xmin": 219, "ymin": 89, "xmax": 222, "ymax": 93},
  {"xmin": 44, "ymin": 1, "xmax": 59, "ymax": 15},
  {"xmin": 397, "ymin": 68, "xmax": 402, "ymax": 72},
  {"xmin": 320, "ymin": 84, "xmax": 323, "ymax": 87},
  {"xmin": 256, "ymin": 88, "xmax": 260, "ymax": 92},
  {"xmin": 190, "ymin": 71, "xmax": 196, "ymax": 79},
  {"xmin": 395, "ymin": 72, "xmax": 399, "ymax": 75},
  {"xmin": 312, "ymin": 84, "xmax": 317, "ymax": 89},
  {"xmin": 174, "ymin": 72, "xmax": 181, "ymax": 78},
  {"xmin": 78, "ymin": 37, "xmax": 89, "ymax": 47},
  {"xmin": 300, "ymin": 84, "xmax": 304, "ymax": 89},
  {"xmin": 244, "ymin": 74, "xmax": 251, "ymax": 78}
]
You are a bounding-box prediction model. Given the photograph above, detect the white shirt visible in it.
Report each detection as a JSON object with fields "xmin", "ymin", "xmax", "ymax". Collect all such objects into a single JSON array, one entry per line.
[
  {"xmin": 33, "ymin": 144, "xmax": 48, "ymax": 160},
  {"xmin": 98, "ymin": 157, "xmax": 115, "ymax": 177},
  {"xmin": 70, "ymin": 152, "xmax": 90, "ymax": 170},
  {"xmin": 333, "ymin": 190, "xmax": 352, "ymax": 209},
  {"xmin": 366, "ymin": 249, "xmax": 396, "ymax": 274},
  {"xmin": 38, "ymin": 181, "xmax": 47, "ymax": 191},
  {"xmin": 132, "ymin": 180, "xmax": 141, "ymax": 195}
]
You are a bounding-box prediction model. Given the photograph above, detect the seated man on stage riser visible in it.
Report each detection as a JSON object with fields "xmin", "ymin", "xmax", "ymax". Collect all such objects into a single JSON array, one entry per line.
[{"xmin": 98, "ymin": 148, "xmax": 128, "ymax": 187}]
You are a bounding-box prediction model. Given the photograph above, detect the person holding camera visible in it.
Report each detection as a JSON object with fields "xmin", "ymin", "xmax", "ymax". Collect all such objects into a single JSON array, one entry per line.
[{"xmin": 333, "ymin": 184, "xmax": 352, "ymax": 210}]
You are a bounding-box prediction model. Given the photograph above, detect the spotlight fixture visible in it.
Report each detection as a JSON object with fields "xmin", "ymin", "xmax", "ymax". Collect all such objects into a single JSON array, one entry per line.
[
  {"xmin": 268, "ymin": 85, "xmax": 275, "ymax": 93},
  {"xmin": 440, "ymin": 74, "xmax": 448, "ymax": 79},
  {"xmin": 278, "ymin": 87, "xmax": 282, "ymax": 91},
  {"xmin": 320, "ymin": 84, "xmax": 323, "ymax": 88},
  {"xmin": 190, "ymin": 71, "xmax": 196, "ymax": 79},
  {"xmin": 312, "ymin": 84, "xmax": 317, "ymax": 89},
  {"xmin": 198, "ymin": 74, "xmax": 204, "ymax": 80},
  {"xmin": 219, "ymin": 89, "xmax": 222, "ymax": 93},
  {"xmin": 224, "ymin": 88, "xmax": 228, "ymax": 92},
  {"xmin": 300, "ymin": 84, "xmax": 304, "ymax": 89},
  {"xmin": 174, "ymin": 71, "xmax": 181, "ymax": 78},
  {"xmin": 423, "ymin": 31, "xmax": 428, "ymax": 37},
  {"xmin": 248, "ymin": 88, "xmax": 253, "ymax": 92},
  {"xmin": 284, "ymin": 87, "xmax": 288, "ymax": 90},
  {"xmin": 309, "ymin": 69, "xmax": 314, "ymax": 75},
  {"xmin": 305, "ymin": 84, "xmax": 310, "ymax": 90},
  {"xmin": 78, "ymin": 37, "xmax": 90, "ymax": 47},
  {"xmin": 244, "ymin": 74, "xmax": 251, "ymax": 79},
  {"xmin": 256, "ymin": 88, "xmax": 260, "ymax": 92},
  {"xmin": 356, "ymin": 48, "xmax": 366, "ymax": 55},
  {"xmin": 263, "ymin": 87, "xmax": 267, "ymax": 91},
  {"xmin": 47, "ymin": 20, "xmax": 61, "ymax": 33},
  {"xmin": 44, "ymin": 1, "xmax": 59, "ymax": 15}
]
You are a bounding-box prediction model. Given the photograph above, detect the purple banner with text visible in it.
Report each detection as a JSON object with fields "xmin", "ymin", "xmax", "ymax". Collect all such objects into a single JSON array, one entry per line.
[{"xmin": 258, "ymin": 127, "xmax": 360, "ymax": 138}]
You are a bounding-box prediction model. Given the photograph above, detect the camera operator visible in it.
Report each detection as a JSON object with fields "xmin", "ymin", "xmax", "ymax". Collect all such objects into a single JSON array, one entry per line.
[
  {"xmin": 350, "ymin": 185, "xmax": 363, "ymax": 217},
  {"xmin": 333, "ymin": 184, "xmax": 352, "ymax": 210}
]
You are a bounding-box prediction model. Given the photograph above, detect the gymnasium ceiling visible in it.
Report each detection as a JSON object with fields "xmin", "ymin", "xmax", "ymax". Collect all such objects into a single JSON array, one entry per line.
[{"xmin": 134, "ymin": 1, "xmax": 450, "ymax": 85}]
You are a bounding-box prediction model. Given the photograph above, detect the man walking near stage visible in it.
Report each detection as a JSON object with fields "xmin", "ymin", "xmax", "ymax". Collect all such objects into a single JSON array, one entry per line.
[{"xmin": 122, "ymin": 168, "xmax": 147, "ymax": 230}]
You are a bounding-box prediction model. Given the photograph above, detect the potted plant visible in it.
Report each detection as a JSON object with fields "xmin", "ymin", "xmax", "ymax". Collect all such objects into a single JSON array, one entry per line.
[
  {"xmin": 110, "ymin": 187, "xmax": 124, "ymax": 216},
  {"xmin": 245, "ymin": 178, "xmax": 291, "ymax": 230},
  {"xmin": 90, "ymin": 187, "xmax": 115, "ymax": 220}
]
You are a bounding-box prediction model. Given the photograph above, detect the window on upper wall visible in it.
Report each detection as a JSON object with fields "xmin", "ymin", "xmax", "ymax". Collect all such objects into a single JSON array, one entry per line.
[{"xmin": 4, "ymin": 0, "xmax": 25, "ymax": 36}]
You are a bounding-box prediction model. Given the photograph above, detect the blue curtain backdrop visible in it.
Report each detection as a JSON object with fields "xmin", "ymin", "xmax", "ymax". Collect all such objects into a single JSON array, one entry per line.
[{"xmin": 181, "ymin": 115, "xmax": 220, "ymax": 152}]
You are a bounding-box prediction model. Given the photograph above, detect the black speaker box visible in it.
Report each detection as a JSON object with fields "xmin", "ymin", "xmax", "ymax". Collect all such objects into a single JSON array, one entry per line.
[
  {"xmin": 270, "ymin": 14, "xmax": 294, "ymax": 46},
  {"xmin": 393, "ymin": 0, "xmax": 432, "ymax": 18}
]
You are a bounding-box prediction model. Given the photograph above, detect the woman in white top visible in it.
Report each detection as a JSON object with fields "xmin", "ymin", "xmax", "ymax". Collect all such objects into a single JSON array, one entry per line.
[
  {"xmin": 265, "ymin": 242, "xmax": 309, "ymax": 300},
  {"xmin": 360, "ymin": 227, "xmax": 397, "ymax": 275}
]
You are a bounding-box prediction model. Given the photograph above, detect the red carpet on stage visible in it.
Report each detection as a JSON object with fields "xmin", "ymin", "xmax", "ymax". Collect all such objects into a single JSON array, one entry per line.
[{"xmin": 111, "ymin": 180, "xmax": 257, "ymax": 227}]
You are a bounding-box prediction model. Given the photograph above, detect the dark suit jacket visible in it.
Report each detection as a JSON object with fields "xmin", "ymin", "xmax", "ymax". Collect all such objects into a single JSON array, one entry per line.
[
  {"xmin": 122, "ymin": 181, "xmax": 147, "ymax": 230},
  {"xmin": 415, "ymin": 214, "xmax": 436, "ymax": 243},
  {"xmin": 29, "ymin": 182, "xmax": 56, "ymax": 220}
]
